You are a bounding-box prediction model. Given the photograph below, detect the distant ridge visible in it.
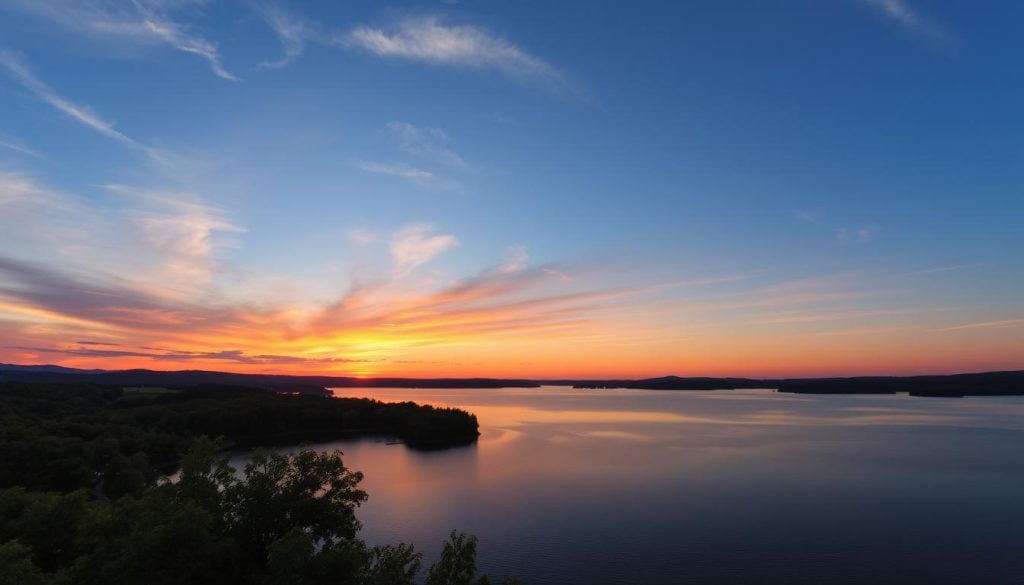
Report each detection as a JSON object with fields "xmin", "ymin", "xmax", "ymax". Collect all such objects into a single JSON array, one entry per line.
[
  {"xmin": 562, "ymin": 371, "xmax": 1024, "ymax": 396},
  {"xmin": 0, "ymin": 365, "xmax": 1021, "ymax": 397},
  {"xmin": 0, "ymin": 363, "xmax": 108, "ymax": 374},
  {"xmin": 0, "ymin": 365, "xmax": 540, "ymax": 394}
]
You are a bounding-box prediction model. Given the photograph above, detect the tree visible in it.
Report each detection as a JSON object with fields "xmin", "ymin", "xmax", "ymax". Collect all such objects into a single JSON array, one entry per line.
[
  {"xmin": 0, "ymin": 540, "xmax": 48, "ymax": 585},
  {"xmin": 426, "ymin": 531, "xmax": 523, "ymax": 585},
  {"xmin": 1, "ymin": 434, "xmax": 519, "ymax": 584},
  {"xmin": 223, "ymin": 448, "xmax": 367, "ymax": 565}
]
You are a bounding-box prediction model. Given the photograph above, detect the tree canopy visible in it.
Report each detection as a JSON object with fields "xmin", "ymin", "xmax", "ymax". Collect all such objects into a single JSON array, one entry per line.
[{"xmin": 0, "ymin": 381, "xmax": 514, "ymax": 584}]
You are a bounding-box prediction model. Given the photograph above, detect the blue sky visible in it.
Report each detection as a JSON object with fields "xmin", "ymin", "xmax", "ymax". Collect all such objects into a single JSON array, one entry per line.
[{"xmin": 0, "ymin": 0, "xmax": 1021, "ymax": 377}]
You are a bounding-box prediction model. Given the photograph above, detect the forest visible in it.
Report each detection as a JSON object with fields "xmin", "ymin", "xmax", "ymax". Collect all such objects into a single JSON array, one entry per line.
[{"xmin": 0, "ymin": 381, "xmax": 512, "ymax": 584}]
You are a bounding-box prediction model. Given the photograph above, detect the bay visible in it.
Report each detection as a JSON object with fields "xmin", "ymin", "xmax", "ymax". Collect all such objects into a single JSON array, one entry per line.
[{"xmin": 256, "ymin": 387, "xmax": 1024, "ymax": 584}]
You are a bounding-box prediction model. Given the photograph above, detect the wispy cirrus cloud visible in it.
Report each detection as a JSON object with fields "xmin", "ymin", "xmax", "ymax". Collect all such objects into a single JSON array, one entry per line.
[
  {"xmin": 0, "ymin": 137, "xmax": 40, "ymax": 158},
  {"xmin": 1, "ymin": 51, "xmax": 143, "ymax": 150},
  {"xmin": 390, "ymin": 223, "xmax": 459, "ymax": 275},
  {"xmin": 386, "ymin": 122, "xmax": 468, "ymax": 169},
  {"xmin": 862, "ymin": 0, "xmax": 924, "ymax": 29},
  {"xmin": 0, "ymin": 52, "xmax": 174, "ymax": 165},
  {"xmin": 352, "ymin": 159, "xmax": 435, "ymax": 185},
  {"xmin": 857, "ymin": 0, "xmax": 955, "ymax": 45},
  {"xmin": 498, "ymin": 245, "xmax": 529, "ymax": 274},
  {"xmin": 342, "ymin": 16, "xmax": 578, "ymax": 96},
  {"xmin": 936, "ymin": 318, "xmax": 1024, "ymax": 332},
  {"xmin": 253, "ymin": 1, "xmax": 319, "ymax": 69},
  {"xmin": 0, "ymin": 171, "xmax": 244, "ymax": 303},
  {"xmin": 0, "ymin": 242, "xmax": 658, "ymax": 374},
  {"xmin": 251, "ymin": 7, "xmax": 580, "ymax": 97},
  {"xmin": 837, "ymin": 225, "xmax": 877, "ymax": 242},
  {"xmin": 2, "ymin": 0, "xmax": 237, "ymax": 80},
  {"xmin": 16, "ymin": 345, "xmax": 372, "ymax": 365},
  {"xmin": 103, "ymin": 184, "xmax": 245, "ymax": 290}
]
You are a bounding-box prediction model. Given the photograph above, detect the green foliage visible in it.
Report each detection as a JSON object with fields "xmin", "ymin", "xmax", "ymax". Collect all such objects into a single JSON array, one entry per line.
[
  {"xmin": 364, "ymin": 543, "xmax": 423, "ymax": 585},
  {"xmin": 0, "ymin": 540, "xmax": 48, "ymax": 585},
  {"xmin": 426, "ymin": 531, "xmax": 484, "ymax": 585},
  {"xmin": 66, "ymin": 485, "xmax": 234, "ymax": 585},
  {"xmin": 0, "ymin": 487, "xmax": 90, "ymax": 572},
  {"xmin": 0, "ymin": 381, "xmax": 479, "ymax": 496},
  {"xmin": 0, "ymin": 382, "xmax": 511, "ymax": 584}
]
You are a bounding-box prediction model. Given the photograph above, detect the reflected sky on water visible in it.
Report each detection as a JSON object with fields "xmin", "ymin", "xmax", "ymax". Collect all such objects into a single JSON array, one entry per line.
[{"xmin": 269, "ymin": 387, "xmax": 1024, "ymax": 584}]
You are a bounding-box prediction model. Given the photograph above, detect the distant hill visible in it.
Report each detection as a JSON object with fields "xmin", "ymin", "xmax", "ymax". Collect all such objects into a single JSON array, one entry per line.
[
  {"xmin": 0, "ymin": 365, "xmax": 540, "ymax": 394},
  {"xmin": 772, "ymin": 371, "xmax": 1024, "ymax": 397},
  {"xmin": 1, "ymin": 364, "xmax": 1021, "ymax": 396},
  {"xmin": 0, "ymin": 363, "xmax": 108, "ymax": 374},
  {"xmin": 563, "ymin": 371, "xmax": 1024, "ymax": 397}
]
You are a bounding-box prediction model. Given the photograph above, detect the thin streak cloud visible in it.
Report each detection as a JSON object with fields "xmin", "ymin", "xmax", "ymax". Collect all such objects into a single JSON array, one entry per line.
[
  {"xmin": 937, "ymin": 318, "xmax": 1024, "ymax": 332},
  {"xmin": 352, "ymin": 160, "xmax": 435, "ymax": 185},
  {"xmin": 0, "ymin": 53, "xmax": 171, "ymax": 164},
  {"xmin": 0, "ymin": 52, "xmax": 141, "ymax": 149},
  {"xmin": 342, "ymin": 17, "xmax": 579, "ymax": 96},
  {"xmin": 0, "ymin": 138, "xmax": 40, "ymax": 158},
  {"xmin": 1, "ymin": 0, "xmax": 237, "ymax": 80},
  {"xmin": 857, "ymin": 0, "xmax": 956, "ymax": 45}
]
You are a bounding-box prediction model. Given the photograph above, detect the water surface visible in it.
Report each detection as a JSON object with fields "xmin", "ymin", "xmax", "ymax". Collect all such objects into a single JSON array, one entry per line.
[{"xmin": 276, "ymin": 387, "xmax": 1024, "ymax": 584}]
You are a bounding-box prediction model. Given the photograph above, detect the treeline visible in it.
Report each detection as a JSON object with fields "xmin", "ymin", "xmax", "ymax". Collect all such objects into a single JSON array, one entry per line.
[
  {"xmin": 0, "ymin": 367, "xmax": 541, "ymax": 391},
  {"xmin": 0, "ymin": 382, "xmax": 514, "ymax": 584},
  {"xmin": 0, "ymin": 381, "xmax": 479, "ymax": 496},
  {"xmin": 565, "ymin": 372, "xmax": 1024, "ymax": 396}
]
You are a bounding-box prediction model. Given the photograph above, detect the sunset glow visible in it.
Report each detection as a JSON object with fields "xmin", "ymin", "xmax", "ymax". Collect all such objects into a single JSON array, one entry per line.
[{"xmin": 1, "ymin": 1, "xmax": 1022, "ymax": 378}]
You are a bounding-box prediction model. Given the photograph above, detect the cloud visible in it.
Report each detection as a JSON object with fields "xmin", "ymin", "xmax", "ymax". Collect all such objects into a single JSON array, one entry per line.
[
  {"xmin": 0, "ymin": 53, "xmax": 174, "ymax": 165},
  {"xmin": 251, "ymin": 7, "xmax": 581, "ymax": 97},
  {"xmin": 837, "ymin": 225, "xmax": 876, "ymax": 242},
  {"xmin": 342, "ymin": 17, "xmax": 576, "ymax": 95},
  {"xmin": 861, "ymin": 0, "xmax": 925, "ymax": 30},
  {"xmin": 103, "ymin": 184, "xmax": 245, "ymax": 289},
  {"xmin": 1, "ymin": 172, "xmax": 245, "ymax": 304},
  {"xmin": 0, "ymin": 171, "xmax": 51, "ymax": 207},
  {"xmin": 347, "ymin": 228, "xmax": 379, "ymax": 246},
  {"xmin": 15, "ymin": 345, "xmax": 372, "ymax": 365},
  {"xmin": 0, "ymin": 247, "xmax": 650, "ymax": 373},
  {"xmin": 795, "ymin": 209, "xmax": 822, "ymax": 224},
  {"xmin": 2, "ymin": 0, "xmax": 237, "ymax": 80},
  {"xmin": 138, "ymin": 13, "xmax": 238, "ymax": 81},
  {"xmin": 0, "ymin": 52, "xmax": 144, "ymax": 149},
  {"xmin": 352, "ymin": 160, "xmax": 435, "ymax": 185},
  {"xmin": 389, "ymin": 223, "xmax": 459, "ymax": 275},
  {"xmin": 0, "ymin": 169, "xmax": 89, "ymax": 226},
  {"xmin": 858, "ymin": 0, "xmax": 955, "ymax": 45},
  {"xmin": 0, "ymin": 138, "xmax": 40, "ymax": 158},
  {"xmin": 254, "ymin": 1, "xmax": 319, "ymax": 69},
  {"xmin": 936, "ymin": 318, "xmax": 1024, "ymax": 332},
  {"xmin": 498, "ymin": 245, "xmax": 529, "ymax": 274},
  {"xmin": 386, "ymin": 122, "xmax": 468, "ymax": 169}
]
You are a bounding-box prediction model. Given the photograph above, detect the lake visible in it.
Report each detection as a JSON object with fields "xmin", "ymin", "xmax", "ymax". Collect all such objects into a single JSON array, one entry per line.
[{"xmin": 262, "ymin": 387, "xmax": 1024, "ymax": 584}]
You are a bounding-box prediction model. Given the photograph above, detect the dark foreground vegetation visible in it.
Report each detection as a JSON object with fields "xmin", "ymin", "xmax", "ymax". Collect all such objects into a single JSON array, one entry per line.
[
  {"xmin": 0, "ymin": 381, "xmax": 510, "ymax": 584},
  {"xmin": 0, "ymin": 382, "xmax": 479, "ymax": 495}
]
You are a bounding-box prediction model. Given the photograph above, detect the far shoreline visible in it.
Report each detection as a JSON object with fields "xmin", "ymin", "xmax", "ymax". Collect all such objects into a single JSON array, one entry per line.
[{"xmin": 2, "ymin": 364, "xmax": 1022, "ymax": 397}]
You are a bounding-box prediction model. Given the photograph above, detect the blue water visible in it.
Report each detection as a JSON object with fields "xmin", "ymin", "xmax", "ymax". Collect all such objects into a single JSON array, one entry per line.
[{"xmin": 280, "ymin": 387, "xmax": 1024, "ymax": 584}]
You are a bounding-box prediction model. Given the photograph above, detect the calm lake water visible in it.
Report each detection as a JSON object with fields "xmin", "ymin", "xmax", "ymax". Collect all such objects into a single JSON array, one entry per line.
[{"xmin": 263, "ymin": 387, "xmax": 1024, "ymax": 584}]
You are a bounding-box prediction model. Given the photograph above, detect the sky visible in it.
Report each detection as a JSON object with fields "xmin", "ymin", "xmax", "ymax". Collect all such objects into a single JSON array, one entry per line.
[{"xmin": 0, "ymin": 0, "xmax": 1022, "ymax": 379}]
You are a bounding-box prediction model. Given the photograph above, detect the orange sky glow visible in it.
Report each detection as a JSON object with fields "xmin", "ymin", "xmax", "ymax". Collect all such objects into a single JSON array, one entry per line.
[{"xmin": 3, "ymin": 253, "xmax": 1021, "ymax": 378}]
